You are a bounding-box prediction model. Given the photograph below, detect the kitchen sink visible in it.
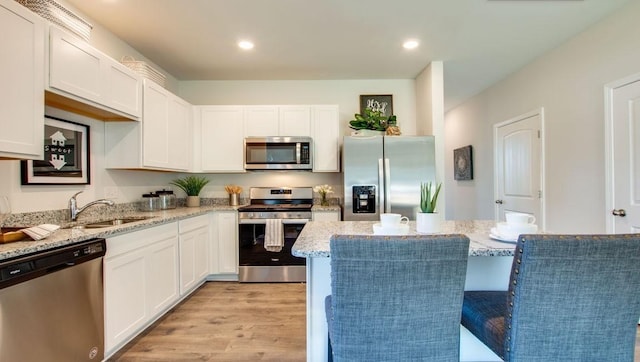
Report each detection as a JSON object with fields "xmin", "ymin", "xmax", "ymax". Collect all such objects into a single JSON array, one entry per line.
[{"xmin": 69, "ymin": 217, "xmax": 154, "ymax": 229}]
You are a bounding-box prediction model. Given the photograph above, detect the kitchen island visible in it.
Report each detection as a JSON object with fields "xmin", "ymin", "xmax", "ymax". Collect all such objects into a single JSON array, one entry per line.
[{"xmin": 292, "ymin": 220, "xmax": 513, "ymax": 362}]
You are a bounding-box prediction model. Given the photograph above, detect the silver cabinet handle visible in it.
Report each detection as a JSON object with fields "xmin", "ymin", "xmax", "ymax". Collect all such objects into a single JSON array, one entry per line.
[
  {"xmin": 495, "ymin": 200, "xmax": 503, "ymax": 204},
  {"xmin": 612, "ymin": 209, "xmax": 626, "ymax": 217}
]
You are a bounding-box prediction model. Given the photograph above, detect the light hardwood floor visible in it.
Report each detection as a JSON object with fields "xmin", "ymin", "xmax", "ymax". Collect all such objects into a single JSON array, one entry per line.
[
  {"xmin": 110, "ymin": 281, "xmax": 640, "ymax": 361},
  {"xmin": 109, "ymin": 282, "xmax": 306, "ymax": 361}
]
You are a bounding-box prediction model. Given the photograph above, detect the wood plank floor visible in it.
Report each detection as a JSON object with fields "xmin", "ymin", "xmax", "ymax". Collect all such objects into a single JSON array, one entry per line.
[
  {"xmin": 109, "ymin": 282, "xmax": 306, "ymax": 362},
  {"xmin": 110, "ymin": 281, "xmax": 640, "ymax": 361}
]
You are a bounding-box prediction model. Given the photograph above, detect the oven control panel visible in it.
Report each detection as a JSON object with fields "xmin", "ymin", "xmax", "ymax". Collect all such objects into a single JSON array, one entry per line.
[{"xmin": 238, "ymin": 211, "xmax": 312, "ymax": 220}]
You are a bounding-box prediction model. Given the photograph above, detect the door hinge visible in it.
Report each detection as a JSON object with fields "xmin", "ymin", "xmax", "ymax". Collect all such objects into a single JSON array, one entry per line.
[
  {"xmin": 537, "ymin": 130, "xmax": 541, "ymax": 139},
  {"xmin": 538, "ymin": 190, "xmax": 542, "ymax": 198}
]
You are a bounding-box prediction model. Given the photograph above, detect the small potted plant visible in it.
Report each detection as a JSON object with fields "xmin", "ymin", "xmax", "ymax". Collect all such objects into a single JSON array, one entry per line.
[
  {"xmin": 417, "ymin": 181, "xmax": 442, "ymax": 233},
  {"xmin": 349, "ymin": 108, "xmax": 396, "ymax": 136},
  {"xmin": 313, "ymin": 184, "xmax": 333, "ymax": 206},
  {"xmin": 170, "ymin": 176, "xmax": 210, "ymax": 207}
]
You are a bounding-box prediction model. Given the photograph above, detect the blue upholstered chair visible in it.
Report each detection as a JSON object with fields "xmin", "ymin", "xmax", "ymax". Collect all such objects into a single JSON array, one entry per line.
[
  {"xmin": 462, "ymin": 234, "xmax": 640, "ymax": 361},
  {"xmin": 325, "ymin": 234, "xmax": 470, "ymax": 362}
]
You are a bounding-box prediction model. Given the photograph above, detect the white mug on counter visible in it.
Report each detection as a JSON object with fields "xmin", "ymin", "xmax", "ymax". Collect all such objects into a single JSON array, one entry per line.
[
  {"xmin": 380, "ymin": 213, "xmax": 409, "ymax": 228},
  {"xmin": 505, "ymin": 212, "xmax": 536, "ymax": 225}
]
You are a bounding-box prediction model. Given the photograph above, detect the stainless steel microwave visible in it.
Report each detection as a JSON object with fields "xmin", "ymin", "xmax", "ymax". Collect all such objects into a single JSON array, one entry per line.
[{"xmin": 244, "ymin": 137, "xmax": 313, "ymax": 170}]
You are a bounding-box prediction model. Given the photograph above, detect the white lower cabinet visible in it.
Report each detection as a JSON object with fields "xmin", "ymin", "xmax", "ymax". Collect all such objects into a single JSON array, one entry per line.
[
  {"xmin": 312, "ymin": 210, "xmax": 341, "ymax": 221},
  {"xmin": 104, "ymin": 222, "xmax": 179, "ymax": 357},
  {"xmin": 179, "ymin": 214, "xmax": 210, "ymax": 295},
  {"xmin": 210, "ymin": 211, "xmax": 239, "ymax": 276}
]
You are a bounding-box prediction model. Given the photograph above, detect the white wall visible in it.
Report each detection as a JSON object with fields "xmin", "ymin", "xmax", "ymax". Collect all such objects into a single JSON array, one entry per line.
[{"xmin": 444, "ymin": 0, "xmax": 640, "ymax": 232}]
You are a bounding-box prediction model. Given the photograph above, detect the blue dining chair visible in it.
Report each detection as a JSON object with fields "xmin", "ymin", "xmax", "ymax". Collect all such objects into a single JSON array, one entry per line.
[
  {"xmin": 462, "ymin": 234, "xmax": 640, "ymax": 361},
  {"xmin": 325, "ymin": 234, "xmax": 470, "ymax": 362}
]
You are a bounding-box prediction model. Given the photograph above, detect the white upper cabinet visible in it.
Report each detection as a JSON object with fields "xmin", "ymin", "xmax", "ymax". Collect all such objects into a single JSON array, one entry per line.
[
  {"xmin": 244, "ymin": 105, "xmax": 312, "ymax": 137},
  {"xmin": 48, "ymin": 26, "xmax": 141, "ymax": 120},
  {"xmin": 105, "ymin": 80, "xmax": 191, "ymax": 171},
  {"xmin": 198, "ymin": 106, "xmax": 245, "ymax": 173},
  {"xmin": 0, "ymin": 0, "xmax": 44, "ymax": 159},
  {"xmin": 312, "ymin": 105, "xmax": 340, "ymax": 172}
]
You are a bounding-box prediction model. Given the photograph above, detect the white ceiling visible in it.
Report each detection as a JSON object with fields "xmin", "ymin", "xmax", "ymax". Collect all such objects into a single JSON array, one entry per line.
[{"xmin": 64, "ymin": 0, "xmax": 630, "ymax": 110}]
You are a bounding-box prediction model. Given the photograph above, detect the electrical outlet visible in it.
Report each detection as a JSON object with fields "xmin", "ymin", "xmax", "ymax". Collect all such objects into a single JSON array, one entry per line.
[{"xmin": 104, "ymin": 187, "xmax": 119, "ymax": 200}]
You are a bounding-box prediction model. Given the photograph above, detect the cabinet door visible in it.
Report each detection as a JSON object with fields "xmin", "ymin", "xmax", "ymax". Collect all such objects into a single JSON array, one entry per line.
[
  {"xmin": 105, "ymin": 61, "xmax": 142, "ymax": 118},
  {"xmin": 168, "ymin": 96, "xmax": 191, "ymax": 170},
  {"xmin": 280, "ymin": 106, "xmax": 311, "ymax": 136},
  {"xmin": 49, "ymin": 27, "xmax": 104, "ymax": 104},
  {"xmin": 200, "ymin": 106, "xmax": 245, "ymax": 172},
  {"xmin": 104, "ymin": 248, "xmax": 147, "ymax": 354},
  {"xmin": 211, "ymin": 211, "xmax": 238, "ymax": 274},
  {"xmin": 142, "ymin": 80, "xmax": 170, "ymax": 169},
  {"xmin": 312, "ymin": 105, "xmax": 340, "ymax": 172},
  {"xmin": 0, "ymin": 1, "xmax": 44, "ymax": 159},
  {"xmin": 179, "ymin": 225, "xmax": 209, "ymax": 295},
  {"xmin": 244, "ymin": 106, "xmax": 279, "ymax": 136},
  {"xmin": 146, "ymin": 234, "xmax": 180, "ymax": 318}
]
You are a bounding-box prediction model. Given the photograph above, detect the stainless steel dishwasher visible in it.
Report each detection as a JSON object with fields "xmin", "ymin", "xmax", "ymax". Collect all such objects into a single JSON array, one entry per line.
[{"xmin": 0, "ymin": 238, "xmax": 106, "ymax": 361}]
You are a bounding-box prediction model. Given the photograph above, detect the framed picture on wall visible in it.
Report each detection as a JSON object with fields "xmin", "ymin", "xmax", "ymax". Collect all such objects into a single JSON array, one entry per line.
[
  {"xmin": 21, "ymin": 116, "xmax": 90, "ymax": 185},
  {"xmin": 454, "ymin": 145, "xmax": 473, "ymax": 181},
  {"xmin": 359, "ymin": 94, "xmax": 393, "ymax": 118}
]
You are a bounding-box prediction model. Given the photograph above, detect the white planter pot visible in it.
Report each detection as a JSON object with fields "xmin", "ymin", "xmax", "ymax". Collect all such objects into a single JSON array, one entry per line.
[
  {"xmin": 416, "ymin": 212, "xmax": 441, "ymax": 234},
  {"xmin": 186, "ymin": 196, "xmax": 200, "ymax": 207}
]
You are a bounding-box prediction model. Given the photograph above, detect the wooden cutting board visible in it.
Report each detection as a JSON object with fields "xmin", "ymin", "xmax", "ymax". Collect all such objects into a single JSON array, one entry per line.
[{"xmin": 0, "ymin": 228, "xmax": 30, "ymax": 243}]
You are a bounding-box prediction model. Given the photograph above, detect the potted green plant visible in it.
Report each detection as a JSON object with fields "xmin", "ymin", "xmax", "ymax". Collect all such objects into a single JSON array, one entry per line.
[
  {"xmin": 349, "ymin": 108, "xmax": 396, "ymax": 135},
  {"xmin": 170, "ymin": 175, "xmax": 210, "ymax": 207},
  {"xmin": 417, "ymin": 181, "xmax": 442, "ymax": 233}
]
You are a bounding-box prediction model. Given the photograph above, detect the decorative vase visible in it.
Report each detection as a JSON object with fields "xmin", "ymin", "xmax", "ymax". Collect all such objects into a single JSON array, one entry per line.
[
  {"xmin": 229, "ymin": 193, "xmax": 239, "ymax": 206},
  {"xmin": 186, "ymin": 196, "xmax": 200, "ymax": 207},
  {"xmin": 351, "ymin": 129, "xmax": 385, "ymax": 137},
  {"xmin": 416, "ymin": 212, "xmax": 441, "ymax": 233},
  {"xmin": 320, "ymin": 193, "xmax": 329, "ymax": 206}
]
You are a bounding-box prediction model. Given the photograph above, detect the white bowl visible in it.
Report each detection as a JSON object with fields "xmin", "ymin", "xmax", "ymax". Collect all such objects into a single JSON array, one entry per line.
[
  {"xmin": 496, "ymin": 222, "xmax": 538, "ymax": 239},
  {"xmin": 373, "ymin": 223, "xmax": 410, "ymax": 235}
]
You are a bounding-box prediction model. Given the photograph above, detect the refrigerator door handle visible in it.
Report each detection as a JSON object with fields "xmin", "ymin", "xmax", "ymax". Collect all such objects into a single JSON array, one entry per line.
[
  {"xmin": 384, "ymin": 158, "xmax": 391, "ymax": 213},
  {"xmin": 378, "ymin": 158, "xmax": 385, "ymax": 216}
]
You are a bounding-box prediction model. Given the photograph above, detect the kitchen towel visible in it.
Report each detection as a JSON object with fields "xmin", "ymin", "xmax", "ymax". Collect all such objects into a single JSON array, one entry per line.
[
  {"xmin": 264, "ymin": 219, "xmax": 283, "ymax": 252},
  {"xmin": 21, "ymin": 224, "xmax": 60, "ymax": 241}
]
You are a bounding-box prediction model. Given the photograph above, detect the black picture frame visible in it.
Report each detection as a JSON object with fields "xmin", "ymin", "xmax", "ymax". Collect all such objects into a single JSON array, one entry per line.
[
  {"xmin": 454, "ymin": 145, "xmax": 473, "ymax": 181},
  {"xmin": 21, "ymin": 116, "xmax": 90, "ymax": 185},
  {"xmin": 359, "ymin": 94, "xmax": 393, "ymax": 118}
]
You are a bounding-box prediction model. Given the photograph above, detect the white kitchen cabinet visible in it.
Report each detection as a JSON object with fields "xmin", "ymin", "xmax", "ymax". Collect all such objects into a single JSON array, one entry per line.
[
  {"xmin": 105, "ymin": 79, "xmax": 191, "ymax": 171},
  {"xmin": 0, "ymin": 0, "xmax": 44, "ymax": 159},
  {"xmin": 244, "ymin": 105, "xmax": 312, "ymax": 137},
  {"xmin": 198, "ymin": 106, "xmax": 245, "ymax": 172},
  {"xmin": 312, "ymin": 210, "xmax": 341, "ymax": 221},
  {"xmin": 178, "ymin": 214, "xmax": 210, "ymax": 295},
  {"xmin": 48, "ymin": 26, "xmax": 141, "ymax": 119},
  {"xmin": 312, "ymin": 105, "xmax": 340, "ymax": 172},
  {"xmin": 104, "ymin": 222, "xmax": 179, "ymax": 356},
  {"xmin": 210, "ymin": 211, "xmax": 238, "ymax": 277}
]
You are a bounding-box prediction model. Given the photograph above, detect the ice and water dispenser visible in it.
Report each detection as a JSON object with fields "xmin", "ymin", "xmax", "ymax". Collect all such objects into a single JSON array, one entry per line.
[{"xmin": 352, "ymin": 185, "xmax": 376, "ymax": 214}]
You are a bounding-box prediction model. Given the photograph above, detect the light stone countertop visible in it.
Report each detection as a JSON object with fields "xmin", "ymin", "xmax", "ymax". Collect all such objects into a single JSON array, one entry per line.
[
  {"xmin": 0, "ymin": 205, "xmax": 238, "ymax": 261},
  {"xmin": 292, "ymin": 220, "xmax": 517, "ymax": 258}
]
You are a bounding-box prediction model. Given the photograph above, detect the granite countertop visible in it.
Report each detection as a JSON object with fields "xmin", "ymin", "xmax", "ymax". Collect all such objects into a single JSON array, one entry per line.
[
  {"xmin": 292, "ymin": 220, "xmax": 517, "ymax": 258},
  {"xmin": 0, "ymin": 205, "xmax": 239, "ymax": 261}
]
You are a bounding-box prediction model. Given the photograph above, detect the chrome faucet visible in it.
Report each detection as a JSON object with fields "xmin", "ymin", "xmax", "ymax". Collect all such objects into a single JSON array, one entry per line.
[{"xmin": 69, "ymin": 191, "xmax": 115, "ymax": 221}]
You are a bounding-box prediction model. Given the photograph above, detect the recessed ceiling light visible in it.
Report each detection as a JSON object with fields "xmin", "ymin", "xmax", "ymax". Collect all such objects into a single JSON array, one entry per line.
[
  {"xmin": 403, "ymin": 40, "xmax": 419, "ymax": 50},
  {"xmin": 238, "ymin": 40, "xmax": 254, "ymax": 50}
]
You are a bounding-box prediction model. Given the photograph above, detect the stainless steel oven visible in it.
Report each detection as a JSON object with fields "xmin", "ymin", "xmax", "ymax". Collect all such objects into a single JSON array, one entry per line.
[{"xmin": 237, "ymin": 187, "xmax": 312, "ymax": 282}]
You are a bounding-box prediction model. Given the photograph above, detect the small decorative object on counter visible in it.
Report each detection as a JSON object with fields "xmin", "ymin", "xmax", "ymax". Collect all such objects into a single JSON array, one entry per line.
[
  {"xmin": 224, "ymin": 185, "xmax": 242, "ymax": 206},
  {"xmin": 313, "ymin": 184, "xmax": 334, "ymax": 206},
  {"xmin": 156, "ymin": 189, "xmax": 176, "ymax": 210},
  {"xmin": 139, "ymin": 193, "xmax": 160, "ymax": 212},
  {"xmin": 170, "ymin": 176, "xmax": 210, "ymax": 207},
  {"xmin": 417, "ymin": 181, "xmax": 442, "ymax": 233}
]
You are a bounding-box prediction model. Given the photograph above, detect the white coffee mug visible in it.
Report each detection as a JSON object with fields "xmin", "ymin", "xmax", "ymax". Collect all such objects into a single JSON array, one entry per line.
[
  {"xmin": 505, "ymin": 212, "xmax": 536, "ymax": 225},
  {"xmin": 380, "ymin": 213, "xmax": 409, "ymax": 227}
]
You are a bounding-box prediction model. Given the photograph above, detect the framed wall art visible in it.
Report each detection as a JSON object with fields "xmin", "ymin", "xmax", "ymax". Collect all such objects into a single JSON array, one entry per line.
[
  {"xmin": 359, "ymin": 94, "xmax": 393, "ymax": 118},
  {"xmin": 454, "ymin": 145, "xmax": 473, "ymax": 181},
  {"xmin": 21, "ymin": 116, "xmax": 90, "ymax": 185}
]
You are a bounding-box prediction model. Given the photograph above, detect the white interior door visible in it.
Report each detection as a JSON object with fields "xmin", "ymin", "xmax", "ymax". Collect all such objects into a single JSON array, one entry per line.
[
  {"xmin": 494, "ymin": 109, "xmax": 543, "ymax": 227},
  {"xmin": 606, "ymin": 75, "xmax": 640, "ymax": 233}
]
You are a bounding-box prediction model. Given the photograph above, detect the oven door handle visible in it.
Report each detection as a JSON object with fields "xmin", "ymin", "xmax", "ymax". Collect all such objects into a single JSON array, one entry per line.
[{"xmin": 238, "ymin": 219, "xmax": 309, "ymax": 225}]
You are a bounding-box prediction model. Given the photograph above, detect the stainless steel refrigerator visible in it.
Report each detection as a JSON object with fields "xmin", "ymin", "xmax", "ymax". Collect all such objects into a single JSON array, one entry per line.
[{"xmin": 343, "ymin": 135, "xmax": 436, "ymax": 221}]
